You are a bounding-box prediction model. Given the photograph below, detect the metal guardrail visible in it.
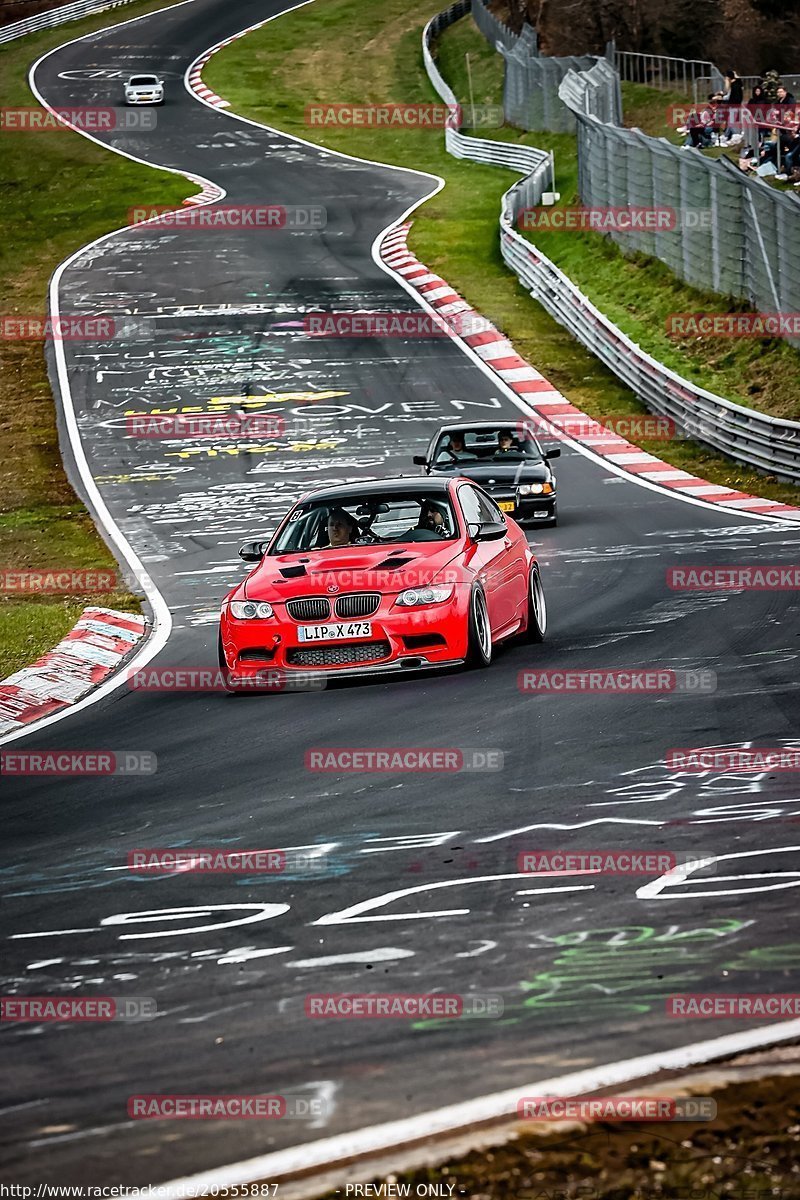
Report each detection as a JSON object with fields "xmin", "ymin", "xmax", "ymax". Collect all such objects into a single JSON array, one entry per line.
[
  {"xmin": 423, "ymin": 1, "xmax": 553, "ymax": 194},
  {"xmin": 0, "ymin": 0, "xmax": 135, "ymax": 44},
  {"xmin": 427, "ymin": 1, "xmax": 800, "ymax": 483},
  {"xmin": 614, "ymin": 49, "xmax": 718, "ymax": 95}
]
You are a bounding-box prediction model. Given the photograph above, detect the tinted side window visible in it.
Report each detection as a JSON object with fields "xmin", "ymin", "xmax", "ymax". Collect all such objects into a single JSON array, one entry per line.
[
  {"xmin": 458, "ymin": 485, "xmax": 484, "ymax": 528},
  {"xmin": 475, "ymin": 490, "xmax": 505, "ymax": 524}
]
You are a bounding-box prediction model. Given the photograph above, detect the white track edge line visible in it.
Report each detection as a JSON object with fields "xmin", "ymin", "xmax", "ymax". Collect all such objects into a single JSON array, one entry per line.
[
  {"xmin": 0, "ymin": 0, "xmax": 222, "ymax": 747},
  {"xmin": 162, "ymin": 1017, "xmax": 800, "ymax": 1189}
]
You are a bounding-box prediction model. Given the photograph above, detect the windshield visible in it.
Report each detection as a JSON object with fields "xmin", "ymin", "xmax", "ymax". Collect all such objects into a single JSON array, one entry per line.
[
  {"xmin": 129, "ymin": 76, "xmax": 159, "ymax": 85},
  {"xmin": 432, "ymin": 428, "xmax": 543, "ymax": 467},
  {"xmin": 271, "ymin": 493, "xmax": 458, "ymax": 552}
]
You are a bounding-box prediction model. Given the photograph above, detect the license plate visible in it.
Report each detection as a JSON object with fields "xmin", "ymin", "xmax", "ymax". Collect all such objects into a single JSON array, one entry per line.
[
  {"xmin": 498, "ymin": 500, "xmax": 515, "ymax": 512},
  {"xmin": 298, "ymin": 621, "xmax": 372, "ymax": 642}
]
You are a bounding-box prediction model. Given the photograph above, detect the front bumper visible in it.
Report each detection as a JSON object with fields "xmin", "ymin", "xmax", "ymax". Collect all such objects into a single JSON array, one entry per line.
[
  {"xmin": 125, "ymin": 93, "xmax": 163, "ymax": 104},
  {"xmin": 491, "ymin": 491, "xmax": 556, "ymax": 522},
  {"xmin": 220, "ymin": 596, "xmax": 470, "ymax": 679}
]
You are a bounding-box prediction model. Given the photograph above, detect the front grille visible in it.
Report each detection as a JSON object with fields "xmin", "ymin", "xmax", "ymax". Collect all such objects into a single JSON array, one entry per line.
[
  {"xmin": 287, "ymin": 641, "xmax": 391, "ymax": 668},
  {"xmin": 286, "ymin": 597, "xmax": 331, "ymax": 622},
  {"xmin": 335, "ymin": 592, "xmax": 381, "ymax": 619}
]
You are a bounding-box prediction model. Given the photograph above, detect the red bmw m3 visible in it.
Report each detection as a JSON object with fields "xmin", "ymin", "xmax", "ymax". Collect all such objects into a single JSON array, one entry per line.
[{"xmin": 218, "ymin": 477, "xmax": 546, "ymax": 687}]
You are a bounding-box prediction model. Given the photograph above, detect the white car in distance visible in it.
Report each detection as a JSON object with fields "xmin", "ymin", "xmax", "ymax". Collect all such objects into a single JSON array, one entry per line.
[{"xmin": 124, "ymin": 74, "xmax": 164, "ymax": 105}]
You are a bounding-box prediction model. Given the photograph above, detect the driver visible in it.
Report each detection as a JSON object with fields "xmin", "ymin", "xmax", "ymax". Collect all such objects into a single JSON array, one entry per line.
[
  {"xmin": 437, "ymin": 432, "xmax": 472, "ymax": 461},
  {"xmin": 325, "ymin": 507, "xmax": 358, "ymax": 547},
  {"xmin": 496, "ymin": 429, "xmax": 517, "ymax": 454},
  {"xmin": 417, "ymin": 501, "xmax": 448, "ymax": 536}
]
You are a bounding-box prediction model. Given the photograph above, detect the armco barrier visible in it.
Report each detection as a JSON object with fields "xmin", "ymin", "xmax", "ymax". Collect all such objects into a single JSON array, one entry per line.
[
  {"xmin": 0, "ymin": 0, "xmax": 136, "ymax": 44},
  {"xmin": 425, "ymin": 2, "xmax": 800, "ymax": 483},
  {"xmin": 423, "ymin": 0, "xmax": 553, "ymax": 196}
]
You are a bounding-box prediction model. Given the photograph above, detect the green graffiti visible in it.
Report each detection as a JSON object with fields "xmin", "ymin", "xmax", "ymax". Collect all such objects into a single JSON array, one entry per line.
[{"xmin": 411, "ymin": 921, "xmax": 754, "ymax": 1032}]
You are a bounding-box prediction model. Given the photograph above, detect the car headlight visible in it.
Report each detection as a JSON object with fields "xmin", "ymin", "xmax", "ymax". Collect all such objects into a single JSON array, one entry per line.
[
  {"xmin": 229, "ymin": 600, "xmax": 274, "ymax": 619},
  {"xmin": 519, "ymin": 483, "xmax": 553, "ymax": 496},
  {"xmin": 395, "ymin": 585, "xmax": 454, "ymax": 607}
]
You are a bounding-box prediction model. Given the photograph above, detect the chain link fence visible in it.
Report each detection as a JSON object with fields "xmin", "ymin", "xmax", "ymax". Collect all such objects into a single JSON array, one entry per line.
[
  {"xmin": 428, "ymin": 1, "xmax": 800, "ymax": 481},
  {"xmin": 424, "ymin": 0, "xmax": 554, "ymax": 197},
  {"xmin": 469, "ymin": 0, "xmax": 519, "ymax": 53},
  {"xmin": 558, "ymin": 58, "xmax": 622, "ymax": 127},
  {"xmin": 559, "ymin": 76, "xmax": 800, "ymax": 347}
]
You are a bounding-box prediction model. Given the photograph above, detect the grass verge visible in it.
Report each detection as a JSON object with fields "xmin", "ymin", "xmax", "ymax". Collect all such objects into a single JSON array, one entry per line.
[
  {"xmin": 205, "ymin": 0, "xmax": 800, "ymax": 506},
  {"xmin": 0, "ymin": 0, "xmax": 192, "ymax": 677},
  {"xmin": 315, "ymin": 1068, "xmax": 800, "ymax": 1200}
]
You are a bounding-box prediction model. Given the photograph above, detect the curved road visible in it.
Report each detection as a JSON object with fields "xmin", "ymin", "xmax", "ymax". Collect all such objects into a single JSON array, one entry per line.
[{"xmin": 2, "ymin": 0, "xmax": 800, "ymax": 1183}]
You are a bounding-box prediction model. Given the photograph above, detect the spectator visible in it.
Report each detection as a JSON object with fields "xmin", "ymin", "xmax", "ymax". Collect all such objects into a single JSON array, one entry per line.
[
  {"xmin": 755, "ymin": 126, "xmax": 781, "ymax": 174},
  {"xmin": 681, "ymin": 96, "xmax": 719, "ymax": 148},
  {"xmin": 775, "ymin": 113, "xmax": 800, "ymax": 179},
  {"xmin": 723, "ymin": 70, "xmax": 744, "ymax": 105},
  {"xmin": 776, "ymin": 84, "xmax": 796, "ymax": 106},
  {"xmin": 718, "ymin": 70, "xmax": 745, "ymax": 144}
]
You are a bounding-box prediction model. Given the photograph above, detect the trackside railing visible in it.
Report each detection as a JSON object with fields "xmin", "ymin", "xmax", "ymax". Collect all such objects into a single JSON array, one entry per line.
[
  {"xmin": 0, "ymin": 0, "xmax": 136, "ymax": 44},
  {"xmin": 425, "ymin": 2, "xmax": 800, "ymax": 483},
  {"xmin": 423, "ymin": 1, "xmax": 553, "ymax": 196}
]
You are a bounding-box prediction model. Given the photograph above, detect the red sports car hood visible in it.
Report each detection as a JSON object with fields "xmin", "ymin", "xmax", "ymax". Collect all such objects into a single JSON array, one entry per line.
[{"xmin": 243, "ymin": 541, "xmax": 465, "ymax": 600}]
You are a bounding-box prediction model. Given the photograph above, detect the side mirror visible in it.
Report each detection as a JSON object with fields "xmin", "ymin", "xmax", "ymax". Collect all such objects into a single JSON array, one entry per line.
[
  {"xmin": 238, "ymin": 541, "xmax": 266, "ymax": 562},
  {"xmin": 412, "ymin": 455, "xmax": 427, "ymax": 466},
  {"xmin": 473, "ymin": 521, "xmax": 507, "ymax": 542},
  {"xmin": 544, "ymin": 446, "xmax": 561, "ymax": 459}
]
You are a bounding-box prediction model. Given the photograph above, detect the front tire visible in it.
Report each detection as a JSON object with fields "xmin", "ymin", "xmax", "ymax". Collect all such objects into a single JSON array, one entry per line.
[
  {"xmin": 526, "ymin": 566, "xmax": 547, "ymax": 642},
  {"xmin": 466, "ymin": 585, "xmax": 492, "ymax": 669}
]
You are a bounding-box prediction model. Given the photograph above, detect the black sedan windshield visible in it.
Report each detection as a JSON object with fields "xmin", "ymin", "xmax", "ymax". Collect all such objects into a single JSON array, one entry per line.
[{"xmin": 433, "ymin": 429, "xmax": 543, "ymax": 467}]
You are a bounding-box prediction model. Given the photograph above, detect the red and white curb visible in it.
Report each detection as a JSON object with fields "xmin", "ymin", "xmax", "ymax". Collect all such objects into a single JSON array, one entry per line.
[
  {"xmin": 0, "ymin": 608, "xmax": 146, "ymax": 737},
  {"xmin": 183, "ymin": 175, "xmax": 224, "ymax": 206},
  {"xmin": 187, "ymin": 28, "xmax": 253, "ymax": 109},
  {"xmin": 380, "ymin": 222, "xmax": 800, "ymax": 522}
]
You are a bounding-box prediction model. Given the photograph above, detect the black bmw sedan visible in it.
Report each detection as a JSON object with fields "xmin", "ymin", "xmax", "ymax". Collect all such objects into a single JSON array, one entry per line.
[{"xmin": 414, "ymin": 421, "xmax": 560, "ymax": 525}]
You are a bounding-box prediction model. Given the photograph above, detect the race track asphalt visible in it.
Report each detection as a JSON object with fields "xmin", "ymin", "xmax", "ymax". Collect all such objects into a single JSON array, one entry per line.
[{"xmin": 2, "ymin": 0, "xmax": 800, "ymax": 1182}]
